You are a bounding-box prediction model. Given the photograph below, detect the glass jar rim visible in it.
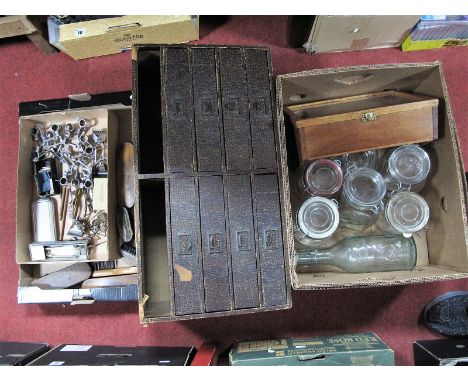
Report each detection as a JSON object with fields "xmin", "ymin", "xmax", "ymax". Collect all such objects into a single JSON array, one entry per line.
[
  {"xmin": 303, "ymin": 159, "xmax": 344, "ymax": 196},
  {"xmin": 385, "ymin": 191, "xmax": 430, "ymax": 233},
  {"xmin": 342, "ymin": 150, "xmax": 377, "ymax": 170},
  {"xmin": 297, "ymin": 196, "xmax": 340, "ymax": 239},
  {"xmin": 387, "ymin": 145, "xmax": 430, "ymax": 185},
  {"xmin": 342, "ymin": 167, "xmax": 387, "ymax": 209}
]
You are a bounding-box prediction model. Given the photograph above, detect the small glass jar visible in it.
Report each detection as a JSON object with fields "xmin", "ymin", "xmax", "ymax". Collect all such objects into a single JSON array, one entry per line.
[
  {"xmin": 294, "ymin": 196, "xmax": 340, "ymax": 248},
  {"xmin": 341, "ymin": 150, "xmax": 378, "ymax": 172},
  {"xmin": 374, "ymin": 191, "xmax": 430, "ymax": 237},
  {"xmin": 340, "ymin": 168, "xmax": 387, "ymax": 227},
  {"xmin": 380, "ymin": 145, "xmax": 431, "ymax": 193},
  {"xmin": 295, "ymin": 159, "xmax": 344, "ymax": 199}
]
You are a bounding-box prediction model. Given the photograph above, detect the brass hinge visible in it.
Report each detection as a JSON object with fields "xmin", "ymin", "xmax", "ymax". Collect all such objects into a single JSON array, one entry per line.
[{"xmin": 361, "ymin": 112, "xmax": 377, "ymax": 122}]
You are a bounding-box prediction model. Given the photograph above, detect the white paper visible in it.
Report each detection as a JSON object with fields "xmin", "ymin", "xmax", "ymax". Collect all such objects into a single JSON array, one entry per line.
[{"xmin": 60, "ymin": 345, "xmax": 92, "ymax": 352}]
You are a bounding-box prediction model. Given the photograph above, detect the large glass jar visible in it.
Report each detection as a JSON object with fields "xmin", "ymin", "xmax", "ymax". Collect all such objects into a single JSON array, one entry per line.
[
  {"xmin": 295, "ymin": 159, "xmax": 344, "ymax": 199},
  {"xmin": 340, "ymin": 168, "xmax": 387, "ymax": 227},
  {"xmin": 380, "ymin": 144, "xmax": 431, "ymax": 193},
  {"xmin": 341, "ymin": 150, "xmax": 378, "ymax": 172},
  {"xmin": 293, "ymin": 196, "xmax": 340, "ymax": 248},
  {"xmin": 374, "ymin": 191, "xmax": 430, "ymax": 237}
]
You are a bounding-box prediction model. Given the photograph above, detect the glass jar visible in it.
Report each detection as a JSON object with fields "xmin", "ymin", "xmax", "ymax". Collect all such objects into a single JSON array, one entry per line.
[
  {"xmin": 294, "ymin": 196, "xmax": 340, "ymax": 247},
  {"xmin": 340, "ymin": 168, "xmax": 387, "ymax": 227},
  {"xmin": 295, "ymin": 159, "xmax": 344, "ymax": 199},
  {"xmin": 380, "ymin": 144, "xmax": 431, "ymax": 193},
  {"xmin": 341, "ymin": 150, "xmax": 378, "ymax": 172},
  {"xmin": 374, "ymin": 191, "xmax": 430, "ymax": 237}
]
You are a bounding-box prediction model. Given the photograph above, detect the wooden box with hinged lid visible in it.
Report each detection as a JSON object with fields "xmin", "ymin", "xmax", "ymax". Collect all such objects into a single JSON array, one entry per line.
[{"xmin": 284, "ymin": 90, "xmax": 439, "ymax": 161}]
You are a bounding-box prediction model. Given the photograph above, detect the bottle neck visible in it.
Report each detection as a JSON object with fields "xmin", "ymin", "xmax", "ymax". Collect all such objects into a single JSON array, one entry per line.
[{"xmin": 296, "ymin": 249, "xmax": 332, "ymax": 268}]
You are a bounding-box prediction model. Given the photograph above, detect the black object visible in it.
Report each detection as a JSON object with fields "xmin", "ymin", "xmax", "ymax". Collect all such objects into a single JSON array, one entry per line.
[
  {"xmin": 28, "ymin": 344, "xmax": 195, "ymax": 366},
  {"xmin": 424, "ymin": 291, "xmax": 468, "ymax": 337},
  {"xmin": 225, "ymin": 175, "xmax": 259, "ymax": 309},
  {"xmin": 169, "ymin": 177, "xmax": 203, "ymax": 315},
  {"xmin": 218, "ymin": 48, "xmax": 252, "ymax": 171},
  {"xmin": 0, "ymin": 342, "xmax": 49, "ymax": 366},
  {"xmin": 34, "ymin": 158, "xmax": 60, "ymax": 196},
  {"xmin": 288, "ymin": 16, "xmax": 317, "ymax": 48},
  {"xmin": 120, "ymin": 243, "xmax": 136, "ymax": 260},
  {"xmin": 163, "ymin": 47, "xmax": 196, "ymax": 173},
  {"xmin": 49, "ymin": 16, "xmax": 121, "ymax": 25},
  {"xmin": 252, "ymin": 174, "xmax": 287, "ymax": 307},
  {"xmin": 414, "ymin": 338, "xmax": 468, "ymax": 366}
]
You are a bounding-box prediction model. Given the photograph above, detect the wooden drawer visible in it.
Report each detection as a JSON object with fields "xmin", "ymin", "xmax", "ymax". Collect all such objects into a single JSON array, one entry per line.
[{"xmin": 284, "ymin": 90, "xmax": 439, "ymax": 161}]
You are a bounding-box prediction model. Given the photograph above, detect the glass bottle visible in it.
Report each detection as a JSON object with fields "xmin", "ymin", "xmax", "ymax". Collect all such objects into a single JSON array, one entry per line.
[
  {"xmin": 374, "ymin": 191, "xmax": 430, "ymax": 237},
  {"xmin": 295, "ymin": 159, "xmax": 344, "ymax": 199},
  {"xmin": 294, "ymin": 196, "xmax": 340, "ymax": 247},
  {"xmin": 341, "ymin": 150, "xmax": 378, "ymax": 172},
  {"xmin": 380, "ymin": 144, "xmax": 431, "ymax": 193},
  {"xmin": 295, "ymin": 235, "xmax": 417, "ymax": 273},
  {"xmin": 339, "ymin": 168, "xmax": 387, "ymax": 227}
]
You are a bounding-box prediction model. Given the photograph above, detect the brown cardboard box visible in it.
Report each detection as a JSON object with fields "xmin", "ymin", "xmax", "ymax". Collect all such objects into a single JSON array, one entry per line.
[
  {"xmin": 300, "ymin": 16, "xmax": 420, "ymax": 53},
  {"xmin": 276, "ymin": 63, "xmax": 468, "ymax": 289},
  {"xmin": 48, "ymin": 16, "xmax": 199, "ymax": 60},
  {"xmin": 16, "ymin": 92, "xmax": 138, "ymax": 305}
]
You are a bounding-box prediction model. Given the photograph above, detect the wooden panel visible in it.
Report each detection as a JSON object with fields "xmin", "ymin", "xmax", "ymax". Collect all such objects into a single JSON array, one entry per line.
[
  {"xmin": 298, "ymin": 107, "xmax": 437, "ymax": 161},
  {"xmin": 0, "ymin": 16, "xmax": 36, "ymax": 38}
]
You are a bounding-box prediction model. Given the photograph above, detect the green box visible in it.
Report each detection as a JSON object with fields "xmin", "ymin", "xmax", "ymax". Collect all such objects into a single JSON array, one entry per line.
[{"xmin": 229, "ymin": 333, "xmax": 394, "ymax": 366}]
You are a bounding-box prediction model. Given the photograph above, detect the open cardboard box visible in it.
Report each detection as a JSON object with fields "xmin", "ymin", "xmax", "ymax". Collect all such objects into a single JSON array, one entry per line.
[
  {"xmin": 16, "ymin": 92, "xmax": 138, "ymax": 304},
  {"xmin": 277, "ymin": 62, "xmax": 468, "ymax": 289}
]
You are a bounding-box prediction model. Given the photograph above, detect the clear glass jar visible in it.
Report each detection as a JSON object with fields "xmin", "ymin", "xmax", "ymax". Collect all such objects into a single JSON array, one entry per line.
[
  {"xmin": 295, "ymin": 159, "xmax": 344, "ymax": 199},
  {"xmin": 341, "ymin": 150, "xmax": 378, "ymax": 172},
  {"xmin": 340, "ymin": 168, "xmax": 387, "ymax": 227},
  {"xmin": 380, "ymin": 144, "xmax": 431, "ymax": 193},
  {"xmin": 294, "ymin": 196, "xmax": 340, "ymax": 247},
  {"xmin": 374, "ymin": 191, "xmax": 430, "ymax": 237}
]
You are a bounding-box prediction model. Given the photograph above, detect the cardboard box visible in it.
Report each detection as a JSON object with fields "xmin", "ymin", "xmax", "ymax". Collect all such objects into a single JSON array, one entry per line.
[
  {"xmin": 277, "ymin": 63, "xmax": 468, "ymax": 289},
  {"xmin": 16, "ymin": 91, "xmax": 138, "ymax": 304},
  {"xmin": 414, "ymin": 338, "xmax": 468, "ymax": 366},
  {"xmin": 28, "ymin": 344, "xmax": 195, "ymax": 366},
  {"xmin": 132, "ymin": 45, "xmax": 291, "ymax": 323},
  {"xmin": 295, "ymin": 16, "xmax": 420, "ymax": 53},
  {"xmin": 0, "ymin": 342, "xmax": 49, "ymax": 365},
  {"xmin": 48, "ymin": 16, "xmax": 199, "ymax": 60},
  {"xmin": 402, "ymin": 16, "xmax": 468, "ymax": 51},
  {"xmin": 229, "ymin": 333, "xmax": 394, "ymax": 366}
]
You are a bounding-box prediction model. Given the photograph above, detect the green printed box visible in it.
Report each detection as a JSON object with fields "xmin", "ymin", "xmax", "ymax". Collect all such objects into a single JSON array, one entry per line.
[{"xmin": 229, "ymin": 333, "xmax": 394, "ymax": 366}]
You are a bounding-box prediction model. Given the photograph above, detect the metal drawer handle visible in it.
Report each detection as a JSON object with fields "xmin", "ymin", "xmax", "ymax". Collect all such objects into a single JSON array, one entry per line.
[{"xmin": 361, "ymin": 112, "xmax": 377, "ymax": 122}]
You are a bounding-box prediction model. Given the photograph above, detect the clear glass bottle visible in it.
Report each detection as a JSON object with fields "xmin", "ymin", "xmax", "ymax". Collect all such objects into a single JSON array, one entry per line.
[
  {"xmin": 294, "ymin": 196, "xmax": 340, "ymax": 247},
  {"xmin": 295, "ymin": 235, "xmax": 417, "ymax": 273},
  {"xmin": 380, "ymin": 144, "xmax": 431, "ymax": 193},
  {"xmin": 341, "ymin": 150, "xmax": 378, "ymax": 172},
  {"xmin": 295, "ymin": 159, "xmax": 344, "ymax": 199},
  {"xmin": 340, "ymin": 168, "xmax": 387, "ymax": 227},
  {"xmin": 374, "ymin": 191, "xmax": 430, "ymax": 237}
]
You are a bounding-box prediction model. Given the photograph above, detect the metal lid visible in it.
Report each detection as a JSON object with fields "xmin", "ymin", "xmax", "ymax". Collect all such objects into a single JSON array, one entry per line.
[
  {"xmin": 342, "ymin": 150, "xmax": 377, "ymax": 170},
  {"xmin": 343, "ymin": 168, "xmax": 387, "ymax": 209},
  {"xmin": 388, "ymin": 145, "xmax": 430, "ymax": 186},
  {"xmin": 303, "ymin": 159, "xmax": 344, "ymax": 196},
  {"xmin": 297, "ymin": 197, "xmax": 339, "ymax": 240},
  {"xmin": 385, "ymin": 191, "xmax": 430, "ymax": 234}
]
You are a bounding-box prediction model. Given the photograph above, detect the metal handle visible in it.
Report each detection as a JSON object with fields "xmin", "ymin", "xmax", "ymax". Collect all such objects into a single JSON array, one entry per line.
[{"xmin": 361, "ymin": 111, "xmax": 377, "ymax": 122}]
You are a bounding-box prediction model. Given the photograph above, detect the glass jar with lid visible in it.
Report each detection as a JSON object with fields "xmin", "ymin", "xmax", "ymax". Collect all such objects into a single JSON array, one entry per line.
[
  {"xmin": 294, "ymin": 159, "xmax": 344, "ymax": 199},
  {"xmin": 341, "ymin": 150, "xmax": 378, "ymax": 172},
  {"xmin": 294, "ymin": 196, "xmax": 340, "ymax": 248},
  {"xmin": 374, "ymin": 191, "xmax": 430, "ymax": 237},
  {"xmin": 380, "ymin": 144, "xmax": 431, "ymax": 193},
  {"xmin": 340, "ymin": 167, "xmax": 387, "ymax": 227}
]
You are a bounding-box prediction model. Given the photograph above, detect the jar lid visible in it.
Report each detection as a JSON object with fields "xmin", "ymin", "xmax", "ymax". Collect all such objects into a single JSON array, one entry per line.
[
  {"xmin": 385, "ymin": 191, "xmax": 430, "ymax": 234},
  {"xmin": 303, "ymin": 159, "xmax": 344, "ymax": 196},
  {"xmin": 297, "ymin": 197, "xmax": 339, "ymax": 240},
  {"xmin": 343, "ymin": 168, "xmax": 387, "ymax": 209},
  {"xmin": 342, "ymin": 150, "xmax": 377, "ymax": 170},
  {"xmin": 388, "ymin": 145, "xmax": 430, "ymax": 186}
]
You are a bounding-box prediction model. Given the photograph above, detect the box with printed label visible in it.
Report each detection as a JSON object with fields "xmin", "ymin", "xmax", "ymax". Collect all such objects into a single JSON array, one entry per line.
[{"xmin": 229, "ymin": 333, "xmax": 394, "ymax": 366}]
